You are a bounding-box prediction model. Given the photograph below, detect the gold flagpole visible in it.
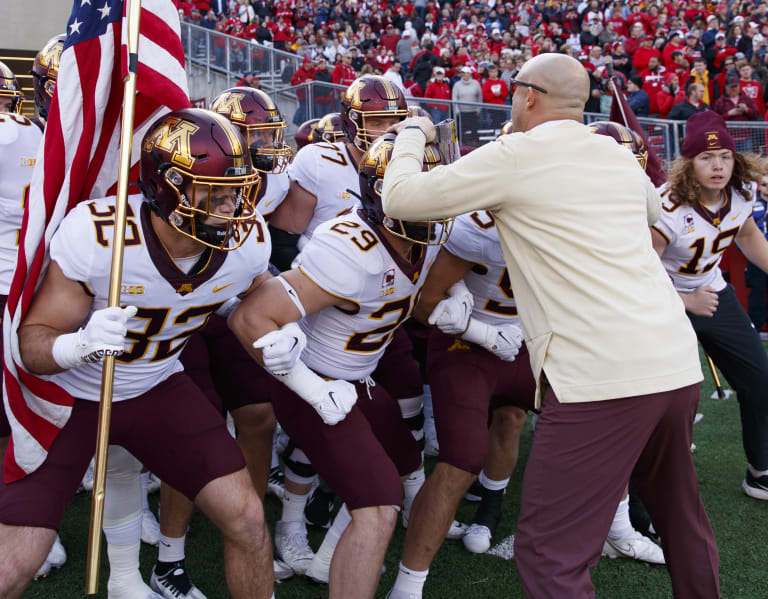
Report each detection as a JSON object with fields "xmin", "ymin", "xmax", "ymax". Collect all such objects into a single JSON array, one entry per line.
[{"xmin": 85, "ymin": 0, "xmax": 142, "ymax": 592}]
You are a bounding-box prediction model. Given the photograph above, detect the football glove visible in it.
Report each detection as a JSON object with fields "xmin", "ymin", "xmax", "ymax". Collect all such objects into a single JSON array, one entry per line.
[
  {"xmin": 273, "ymin": 359, "xmax": 357, "ymax": 426},
  {"xmin": 52, "ymin": 305, "xmax": 138, "ymax": 369},
  {"xmin": 252, "ymin": 322, "xmax": 307, "ymax": 375},
  {"xmin": 427, "ymin": 281, "xmax": 474, "ymax": 335},
  {"xmin": 461, "ymin": 319, "xmax": 524, "ymax": 362}
]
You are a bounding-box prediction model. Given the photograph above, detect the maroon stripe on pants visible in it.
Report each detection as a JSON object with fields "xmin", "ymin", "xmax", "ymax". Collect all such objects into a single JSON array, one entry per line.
[{"xmin": 514, "ymin": 383, "xmax": 720, "ymax": 599}]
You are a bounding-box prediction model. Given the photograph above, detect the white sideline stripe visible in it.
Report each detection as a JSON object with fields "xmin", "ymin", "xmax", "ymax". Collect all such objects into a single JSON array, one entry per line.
[{"xmin": 487, "ymin": 534, "xmax": 515, "ymax": 560}]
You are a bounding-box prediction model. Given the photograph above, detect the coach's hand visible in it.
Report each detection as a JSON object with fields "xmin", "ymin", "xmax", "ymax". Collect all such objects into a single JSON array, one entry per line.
[
  {"xmin": 387, "ymin": 116, "xmax": 437, "ymax": 143},
  {"xmin": 683, "ymin": 286, "xmax": 719, "ymax": 317},
  {"xmin": 52, "ymin": 305, "xmax": 138, "ymax": 369}
]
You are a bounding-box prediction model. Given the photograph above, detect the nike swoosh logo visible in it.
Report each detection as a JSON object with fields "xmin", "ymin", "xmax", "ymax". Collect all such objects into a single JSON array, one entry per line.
[
  {"xmin": 160, "ymin": 541, "xmax": 171, "ymax": 548},
  {"xmin": 264, "ymin": 199, "xmax": 275, "ymax": 207},
  {"xmin": 328, "ymin": 392, "xmax": 339, "ymax": 408},
  {"xmin": 732, "ymin": 211, "xmax": 742, "ymax": 220},
  {"xmin": 213, "ymin": 282, "xmax": 234, "ymax": 293}
]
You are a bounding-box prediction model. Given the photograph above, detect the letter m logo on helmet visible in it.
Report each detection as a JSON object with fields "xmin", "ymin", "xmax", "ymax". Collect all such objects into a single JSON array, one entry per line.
[
  {"xmin": 210, "ymin": 91, "xmax": 248, "ymax": 124},
  {"xmin": 144, "ymin": 116, "xmax": 200, "ymax": 169}
]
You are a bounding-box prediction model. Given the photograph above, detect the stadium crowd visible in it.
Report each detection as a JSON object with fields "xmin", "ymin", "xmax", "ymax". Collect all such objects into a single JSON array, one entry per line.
[{"xmin": 180, "ymin": 0, "xmax": 768, "ymax": 121}]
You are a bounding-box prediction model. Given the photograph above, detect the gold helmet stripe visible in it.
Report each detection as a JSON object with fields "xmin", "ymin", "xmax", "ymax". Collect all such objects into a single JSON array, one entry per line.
[{"xmin": 210, "ymin": 111, "xmax": 246, "ymax": 165}]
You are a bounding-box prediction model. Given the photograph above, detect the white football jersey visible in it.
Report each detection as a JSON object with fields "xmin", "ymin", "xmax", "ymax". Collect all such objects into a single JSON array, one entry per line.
[
  {"xmin": 444, "ymin": 211, "xmax": 521, "ymax": 328},
  {"xmin": 652, "ymin": 183, "xmax": 755, "ymax": 293},
  {"xmin": 47, "ymin": 194, "xmax": 271, "ymax": 401},
  {"xmin": 0, "ymin": 113, "xmax": 42, "ymax": 294},
  {"xmin": 256, "ymin": 171, "xmax": 290, "ymax": 220},
  {"xmin": 287, "ymin": 141, "xmax": 360, "ymax": 240},
  {"xmin": 296, "ymin": 209, "xmax": 438, "ymax": 380}
]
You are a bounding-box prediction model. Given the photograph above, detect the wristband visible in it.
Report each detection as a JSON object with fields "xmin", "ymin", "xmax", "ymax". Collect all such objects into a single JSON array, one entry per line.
[
  {"xmin": 52, "ymin": 331, "xmax": 84, "ymax": 370},
  {"xmin": 404, "ymin": 125, "xmax": 425, "ymax": 135}
]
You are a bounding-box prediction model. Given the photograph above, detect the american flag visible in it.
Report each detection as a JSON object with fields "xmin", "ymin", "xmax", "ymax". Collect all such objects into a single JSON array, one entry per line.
[{"xmin": 2, "ymin": 0, "xmax": 190, "ymax": 482}]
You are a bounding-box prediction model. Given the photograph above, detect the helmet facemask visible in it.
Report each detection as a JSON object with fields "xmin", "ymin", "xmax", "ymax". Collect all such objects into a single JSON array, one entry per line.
[
  {"xmin": 162, "ymin": 164, "xmax": 261, "ymax": 251},
  {"xmin": 245, "ymin": 119, "xmax": 292, "ymax": 174}
]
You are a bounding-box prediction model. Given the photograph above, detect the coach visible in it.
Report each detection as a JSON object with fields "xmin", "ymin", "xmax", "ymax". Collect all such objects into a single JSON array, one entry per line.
[{"xmin": 382, "ymin": 53, "xmax": 720, "ymax": 598}]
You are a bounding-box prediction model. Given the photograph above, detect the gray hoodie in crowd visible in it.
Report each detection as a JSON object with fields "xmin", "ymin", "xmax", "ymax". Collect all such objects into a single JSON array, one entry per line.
[{"xmin": 451, "ymin": 76, "xmax": 483, "ymax": 113}]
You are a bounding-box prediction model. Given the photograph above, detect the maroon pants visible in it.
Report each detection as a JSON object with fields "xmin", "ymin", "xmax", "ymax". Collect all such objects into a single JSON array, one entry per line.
[
  {"xmin": 270, "ymin": 377, "xmax": 422, "ymax": 510},
  {"xmin": 373, "ymin": 326, "xmax": 424, "ymax": 401},
  {"xmin": 427, "ymin": 331, "xmax": 536, "ymax": 474},
  {"xmin": 0, "ymin": 373, "xmax": 245, "ymax": 530},
  {"xmin": 514, "ymin": 383, "xmax": 720, "ymax": 599}
]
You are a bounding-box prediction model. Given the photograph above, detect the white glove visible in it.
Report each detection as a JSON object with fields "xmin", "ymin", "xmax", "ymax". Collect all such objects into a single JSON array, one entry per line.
[
  {"xmin": 461, "ymin": 318, "xmax": 524, "ymax": 362},
  {"xmin": 274, "ymin": 360, "xmax": 357, "ymax": 425},
  {"xmin": 428, "ymin": 281, "xmax": 474, "ymax": 335},
  {"xmin": 52, "ymin": 306, "xmax": 138, "ymax": 369},
  {"xmin": 252, "ymin": 322, "xmax": 307, "ymax": 375}
]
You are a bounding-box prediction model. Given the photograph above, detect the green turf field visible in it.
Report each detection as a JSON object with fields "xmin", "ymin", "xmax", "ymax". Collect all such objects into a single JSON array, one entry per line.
[{"xmin": 24, "ymin": 347, "xmax": 768, "ymax": 598}]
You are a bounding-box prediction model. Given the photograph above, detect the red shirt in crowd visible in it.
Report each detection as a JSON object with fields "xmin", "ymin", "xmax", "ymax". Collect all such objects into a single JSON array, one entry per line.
[
  {"xmin": 740, "ymin": 78, "xmax": 766, "ymax": 115},
  {"xmin": 482, "ymin": 77, "xmax": 508, "ymax": 105},
  {"xmin": 332, "ymin": 62, "xmax": 357, "ymax": 87},
  {"xmin": 424, "ymin": 78, "xmax": 451, "ymax": 110}
]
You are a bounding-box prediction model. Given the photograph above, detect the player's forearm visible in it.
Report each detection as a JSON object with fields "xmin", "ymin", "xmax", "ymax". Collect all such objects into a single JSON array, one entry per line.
[
  {"xmin": 737, "ymin": 228, "xmax": 768, "ymax": 274},
  {"xmin": 18, "ymin": 324, "xmax": 66, "ymax": 375},
  {"xmin": 227, "ymin": 304, "xmax": 277, "ymax": 366}
]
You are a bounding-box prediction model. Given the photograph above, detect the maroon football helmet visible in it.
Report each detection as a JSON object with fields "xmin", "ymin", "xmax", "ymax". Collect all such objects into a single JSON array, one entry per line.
[
  {"xmin": 31, "ymin": 34, "xmax": 65, "ymax": 119},
  {"xmin": 316, "ymin": 112, "xmax": 345, "ymax": 144},
  {"xmin": 138, "ymin": 108, "xmax": 261, "ymax": 251},
  {"xmin": 340, "ymin": 75, "xmax": 409, "ymax": 151},
  {"xmin": 358, "ymin": 133, "xmax": 453, "ymax": 245},
  {"xmin": 210, "ymin": 87, "xmax": 292, "ymax": 174},
  {"xmin": 0, "ymin": 61, "xmax": 24, "ymax": 114},
  {"xmin": 588, "ymin": 120, "xmax": 648, "ymax": 170},
  {"xmin": 294, "ymin": 117, "xmax": 320, "ymax": 150}
]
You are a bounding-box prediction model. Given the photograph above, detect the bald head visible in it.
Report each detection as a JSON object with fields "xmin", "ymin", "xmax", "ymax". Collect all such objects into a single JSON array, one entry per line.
[{"xmin": 511, "ymin": 54, "xmax": 589, "ymax": 131}]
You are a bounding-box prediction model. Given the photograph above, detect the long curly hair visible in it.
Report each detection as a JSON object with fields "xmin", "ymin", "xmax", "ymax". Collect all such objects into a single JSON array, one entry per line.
[{"xmin": 666, "ymin": 151, "xmax": 767, "ymax": 206}]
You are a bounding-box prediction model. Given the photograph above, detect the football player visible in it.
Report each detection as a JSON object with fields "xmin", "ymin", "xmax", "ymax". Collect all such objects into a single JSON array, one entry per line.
[
  {"xmin": 229, "ymin": 133, "xmax": 454, "ymax": 599},
  {"xmin": 0, "ymin": 108, "xmax": 275, "ymax": 599},
  {"xmin": 0, "ymin": 61, "xmax": 24, "ymax": 114},
  {"xmin": 651, "ymin": 110, "xmax": 768, "ymax": 501},
  {"xmin": 387, "ymin": 209, "xmax": 534, "ymax": 599},
  {"xmin": 30, "ymin": 34, "xmax": 64, "ymax": 126},
  {"xmin": 293, "ymin": 117, "xmax": 320, "ymax": 151}
]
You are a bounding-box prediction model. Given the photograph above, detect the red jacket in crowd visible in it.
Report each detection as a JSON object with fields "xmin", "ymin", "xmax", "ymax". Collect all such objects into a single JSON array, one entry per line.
[
  {"xmin": 740, "ymin": 78, "xmax": 766, "ymax": 115},
  {"xmin": 482, "ymin": 77, "xmax": 508, "ymax": 105},
  {"xmin": 291, "ymin": 63, "xmax": 316, "ymax": 100},
  {"xmin": 424, "ymin": 78, "xmax": 451, "ymax": 110},
  {"xmin": 332, "ymin": 62, "xmax": 357, "ymax": 87}
]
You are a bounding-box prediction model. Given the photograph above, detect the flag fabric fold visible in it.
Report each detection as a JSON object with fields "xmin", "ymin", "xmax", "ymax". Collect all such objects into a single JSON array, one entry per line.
[{"xmin": 3, "ymin": 0, "xmax": 189, "ymax": 482}]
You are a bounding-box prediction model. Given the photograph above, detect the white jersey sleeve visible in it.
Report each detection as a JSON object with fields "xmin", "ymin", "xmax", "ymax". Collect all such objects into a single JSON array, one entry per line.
[
  {"xmin": 444, "ymin": 211, "xmax": 521, "ymax": 328},
  {"xmin": 287, "ymin": 141, "xmax": 361, "ymax": 239},
  {"xmin": 654, "ymin": 183, "xmax": 755, "ymax": 293},
  {"xmin": 256, "ymin": 171, "xmax": 290, "ymax": 220},
  {"xmin": 0, "ymin": 114, "xmax": 43, "ymax": 294}
]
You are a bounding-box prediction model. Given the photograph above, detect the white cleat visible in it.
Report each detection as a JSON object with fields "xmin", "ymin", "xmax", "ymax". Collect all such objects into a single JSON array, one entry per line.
[
  {"xmin": 274, "ymin": 558, "xmax": 294, "ymax": 582},
  {"xmin": 602, "ymin": 530, "xmax": 665, "ymax": 565},
  {"xmin": 402, "ymin": 510, "xmax": 467, "ymax": 540},
  {"xmin": 141, "ymin": 508, "xmax": 160, "ymax": 546},
  {"xmin": 386, "ymin": 589, "xmax": 420, "ymax": 599},
  {"xmin": 34, "ymin": 535, "xmax": 67, "ymax": 579},
  {"xmin": 275, "ymin": 520, "xmax": 315, "ymax": 576},
  {"xmin": 306, "ymin": 551, "xmax": 331, "ymax": 584},
  {"xmin": 462, "ymin": 523, "xmax": 492, "ymax": 553},
  {"xmin": 109, "ymin": 576, "xmax": 164, "ymax": 599}
]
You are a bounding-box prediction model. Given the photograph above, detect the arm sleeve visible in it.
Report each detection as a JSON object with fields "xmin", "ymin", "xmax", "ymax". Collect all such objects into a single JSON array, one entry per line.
[
  {"xmin": 382, "ymin": 128, "xmax": 508, "ymax": 221},
  {"xmin": 297, "ymin": 230, "xmax": 366, "ymax": 299},
  {"xmin": 49, "ymin": 204, "xmax": 98, "ymax": 285}
]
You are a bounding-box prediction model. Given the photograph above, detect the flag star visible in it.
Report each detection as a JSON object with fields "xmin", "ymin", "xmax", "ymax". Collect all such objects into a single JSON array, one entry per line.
[
  {"xmin": 70, "ymin": 18, "xmax": 82, "ymax": 34},
  {"xmin": 98, "ymin": 2, "xmax": 111, "ymax": 18},
  {"xmin": 81, "ymin": 0, "xmax": 91, "ymax": 5}
]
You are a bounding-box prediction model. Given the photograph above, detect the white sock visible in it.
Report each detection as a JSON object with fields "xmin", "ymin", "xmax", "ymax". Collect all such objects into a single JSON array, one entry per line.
[
  {"xmin": 607, "ymin": 496, "xmax": 635, "ymax": 541},
  {"xmin": 748, "ymin": 464, "xmax": 768, "ymax": 478},
  {"xmin": 281, "ymin": 490, "xmax": 310, "ymax": 522},
  {"xmin": 158, "ymin": 533, "xmax": 186, "ymax": 563},
  {"xmin": 313, "ymin": 503, "xmax": 352, "ymax": 569},
  {"xmin": 397, "ymin": 395, "xmax": 424, "ymax": 443},
  {"xmin": 402, "ymin": 467, "xmax": 426, "ymax": 519},
  {"xmin": 478, "ymin": 470, "xmax": 509, "ymax": 492},
  {"xmin": 392, "ymin": 561, "xmax": 429, "ymax": 597},
  {"xmin": 140, "ymin": 472, "xmax": 150, "ymax": 511}
]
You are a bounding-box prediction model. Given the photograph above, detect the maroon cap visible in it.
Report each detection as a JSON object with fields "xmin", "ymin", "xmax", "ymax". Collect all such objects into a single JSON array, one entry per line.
[{"xmin": 681, "ymin": 110, "xmax": 735, "ymax": 158}]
